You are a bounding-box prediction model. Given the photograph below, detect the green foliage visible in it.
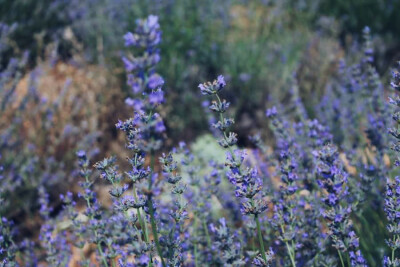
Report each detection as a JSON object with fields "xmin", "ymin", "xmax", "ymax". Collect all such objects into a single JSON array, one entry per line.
[
  {"xmin": 0, "ymin": 0, "xmax": 69, "ymax": 64},
  {"xmin": 318, "ymin": 0, "xmax": 400, "ymax": 39}
]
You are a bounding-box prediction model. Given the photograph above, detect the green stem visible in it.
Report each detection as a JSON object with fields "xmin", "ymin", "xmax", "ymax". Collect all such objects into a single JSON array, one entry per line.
[
  {"xmin": 338, "ymin": 250, "xmax": 345, "ymax": 267},
  {"xmin": 313, "ymin": 253, "xmax": 319, "ymax": 267},
  {"xmin": 148, "ymin": 197, "xmax": 165, "ymax": 267},
  {"xmin": 215, "ymin": 93, "xmax": 236, "ymax": 161},
  {"xmin": 392, "ymin": 235, "xmax": 398, "ymax": 264},
  {"xmin": 255, "ymin": 214, "xmax": 267, "ymax": 262},
  {"xmin": 97, "ymin": 243, "xmax": 109, "ymax": 267},
  {"xmin": 132, "ymin": 155, "xmax": 152, "ymax": 267},
  {"xmin": 215, "ymin": 92, "xmax": 269, "ymax": 264},
  {"xmin": 289, "ymin": 241, "xmax": 297, "ymax": 267},
  {"xmin": 392, "ymin": 248, "xmax": 396, "ymax": 264},
  {"xmin": 203, "ymin": 220, "xmax": 212, "ymax": 247},
  {"xmin": 107, "ymin": 243, "xmax": 116, "ymax": 267},
  {"xmin": 148, "ymin": 151, "xmax": 166, "ymax": 267},
  {"xmin": 133, "ymin": 184, "xmax": 149, "ymax": 242},
  {"xmin": 285, "ymin": 242, "xmax": 296, "ymax": 267},
  {"xmin": 280, "ymin": 224, "xmax": 296, "ymax": 267}
]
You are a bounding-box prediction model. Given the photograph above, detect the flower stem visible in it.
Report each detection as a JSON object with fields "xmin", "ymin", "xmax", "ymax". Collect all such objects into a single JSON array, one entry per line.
[
  {"xmin": 148, "ymin": 199, "xmax": 165, "ymax": 267},
  {"xmin": 148, "ymin": 151, "xmax": 166, "ymax": 267},
  {"xmin": 107, "ymin": 243, "xmax": 117, "ymax": 267},
  {"xmin": 338, "ymin": 250, "xmax": 345, "ymax": 267},
  {"xmin": 286, "ymin": 242, "xmax": 297, "ymax": 267},
  {"xmin": 279, "ymin": 224, "xmax": 296, "ymax": 267},
  {"xmin": 392, "ymin": 248, "xmax": 396, "ymax": 264},
  {"xmin": 214, "ymin": 93, "xmax": 236, "ymax": 161},
  {"xmin": 392, "ymin": 235, "xmax": 398, "ymax": 263},
  {"xmin": 203, "ymin": 220, "xmax": 212, "ymax": 247},
  {"xmin": 255, "ymin": 214, "xmax": 267, "ymax": 262},
  {"xmin": 133, "ymin": 184, "xmax": 149, "ymax": 242},
  {"xmin": 97, "ymin": 243, "xmax": 109, "ymax": 267}
]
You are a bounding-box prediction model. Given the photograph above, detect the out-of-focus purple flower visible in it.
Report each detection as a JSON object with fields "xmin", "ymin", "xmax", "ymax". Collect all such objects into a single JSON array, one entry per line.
[
  {"xmin": 147, "ymin": 73, "xmax": 164, "ymax": 89},
  {"xmin": 127, "ymin": 74, "xmax": 143, "ymax": 94},
  {"xmin": 266, "ymin": 106, "xmax": 277, "ymax": 118},
  {"xmin": 200, "ymin": 76, "xmax": 272, "ymax": 264},
  {"xmin": 123, "ymin": 32, "xmax": 136, "ymax": 47},
  {"xmin": 122, "ymin": 57, "xmax": 136, "ymax": 72},
  {"xmin": 315, "ymin": 144, "xmax": 366, "ymax": 264},
  {"xmin": 149, "ymin": 89, "xmax": 165, "ymax": 106},
  {"xmin": 123, "ymin": 15, "xmax": 161, "ymax": 48},
  {"xmin": 155, "ymin": 118, "xmax": 166, "ymax": 133},
  {"xmin": 385, "ymin": 63, "xmax": 400, "ymax": 261}
]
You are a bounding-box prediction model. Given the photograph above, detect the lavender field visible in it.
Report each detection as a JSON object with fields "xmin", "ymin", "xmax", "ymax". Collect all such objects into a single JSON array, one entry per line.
[{"xmin": 1, "ymin": 0, "xmax": 400, "ymax": 266}]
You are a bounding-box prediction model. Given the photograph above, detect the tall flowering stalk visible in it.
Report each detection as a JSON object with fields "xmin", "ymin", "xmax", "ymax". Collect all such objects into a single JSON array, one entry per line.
[
  {"xmin": 294, "ymin": 119, "xmax": 333, "ymax": 266},
  {"xmin": 62, "ymin": 151, "xmax": 145, "ymax": 266},
  {"xmin": 266, "ymin": 108, "xmax": 333, "ymax": 266},
  {"xmin": 361, "ymin": 27, "xmax": 390, "ymax": 201},
  {"xmin": 384, "ymin": 177, "xmax": 400, "ymax": 266},
  {"xmin": 384, "ymin": 61, "xmax": 400, "ymax": 266},
  {"xmin": 199, "ymin": 76, "xmax": 272, "ymax": 266},
  {"xmin": 159, "ymin": 151, "xmax": 188, "ymax": 266},
  {"xmin": 70, "ymin": 151, "xmax": 110, "ymax": 266},
  {"xmin": 39, "ymin": 187, "xmax": 71, "ymax": 266},
  {"xmin": 90, "ymin": 157, "xmax": 129, "ymax": 266},
  {"xmin": 314, "ymin": 144, "xmax": 367, "ymax": 266},
  {"xmin": 266, "ymin": 108, "xmax": 298, "ymax": 266},
  {"xmin": 115, "ymin": 14, "xmax": 166, "ymax": 266}
]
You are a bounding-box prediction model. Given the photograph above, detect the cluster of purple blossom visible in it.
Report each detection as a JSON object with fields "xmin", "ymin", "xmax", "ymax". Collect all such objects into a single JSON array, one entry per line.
[{"xmin": 2, "ymin": 14, "xmax": 400, "ymax": 267}]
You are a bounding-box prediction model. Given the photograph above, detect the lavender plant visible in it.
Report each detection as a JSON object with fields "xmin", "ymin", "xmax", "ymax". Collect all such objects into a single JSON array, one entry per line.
[
  {"xmin": 315, "ymin": 27, "xmax": 392, "ymax": 264},
  {"xmin": 4, "ymin": 11, "xmax": 400, "ymax": 267},
  {"xmin": 314, "ymin": 143, "xmax": 367, "ymax": 266},
  {"xmin": 39, "ymin": 186, "xmax": 70, "ymax": 266},
  {"xmin": 317, "ymin": 27, "xmax": 389, "ymax": 202},
  {"xmin": 266, "ymin": 108, "xmax": 333, "ymax": 266},
  {"xmin": 384, "ymin": 61, "xmax": 400, "ymax": 266},
  {"xmin": 96, "ymin": 14, "xmax": 167, "ymax": 266},
  {"xmin": 199, "ymin": 76, "xmax": 273, "ymax": 266},
  {"xmin": 266, "ymin": 108, "xmax": 299, "ymax": 266},
  {"xmin": 0, "ymin": 21, "xmax": 101, "ymax": 238}
]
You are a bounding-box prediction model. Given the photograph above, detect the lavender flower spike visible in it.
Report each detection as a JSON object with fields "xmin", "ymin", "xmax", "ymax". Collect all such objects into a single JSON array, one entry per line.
[{"xmin": 198, "ymin": 75, "xmax": 272, "ymax": 265}]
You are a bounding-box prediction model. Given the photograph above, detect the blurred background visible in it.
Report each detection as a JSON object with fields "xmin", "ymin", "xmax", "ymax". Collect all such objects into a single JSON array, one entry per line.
[{"xmin": 1, "ymin": 0, "xmax": 400, "ymax": 257}]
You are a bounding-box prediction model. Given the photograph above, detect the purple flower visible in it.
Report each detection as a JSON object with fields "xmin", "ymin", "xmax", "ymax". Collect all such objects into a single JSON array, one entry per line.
[
  {"xmin": 122, "ymin": 57, "xmax": 136, "ymax": 72},
  {"xmin": 138, "ymin": 254, "xmax": 150, "ymax": 265},
  {"xmin": 127, "ymin": 74, "xmax": 142, "ymax": 94},
  {"xmin": 217, "ymin": 75, "xmax": 226, "ymax": 88},
  {"xmin": 149, "ymin": 89, "xmax": 165, "ymax": 106},
  {"xmin": 198, "ymin": 75, "xmax": 226, "ymax": 95},
  {"xmin": 266, "ymin": 106, "xmax": 277, "ymax": 118},
  {"xmin": 123, "ymin": 32, "xmax": 136, "ymax": 47},
  {"xmin": 155, "ymin": 119, "xmax": 166, "ymax": 133},
  {"xmin": 146, "ymin": 15, "xmax": 159, "ymax": 30},
  {"xmin": 147, "ymin": 74, "xmax": 164, "ymax": 89},
  {"xmin": 147, "ymin": 73, "xmax": 164, "ymax": 90}
]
